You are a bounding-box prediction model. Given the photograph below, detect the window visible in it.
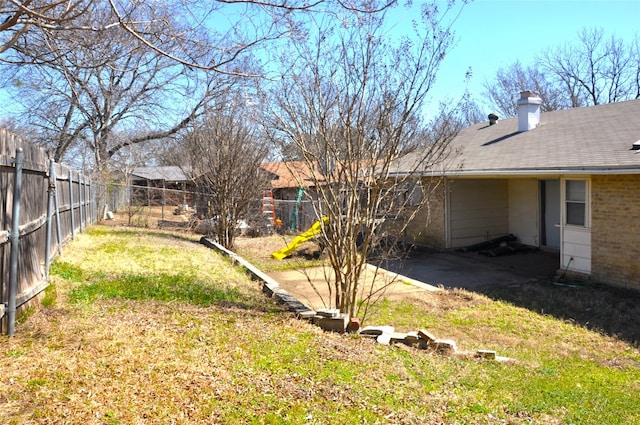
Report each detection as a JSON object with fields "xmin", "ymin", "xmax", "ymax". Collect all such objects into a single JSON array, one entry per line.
[
  {"xmin": 565, "ymin": 180, "xmax": 586, "ymax": 226},
  {"xmin": 405, "ymin": 182, "xmax": 423, "ymax": 207},
  {"xmin": 392, "ymin": 182, "xmax": 423, "ymax": 207}
]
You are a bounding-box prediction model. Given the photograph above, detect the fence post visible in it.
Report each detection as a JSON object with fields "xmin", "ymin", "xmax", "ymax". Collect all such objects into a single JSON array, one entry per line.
[
  {"xmin": 83, "ymin": 175, "xmax": 87, "ymax": 226},
  {"xmin": 89, "ymin": 179, "xmax": 94, "ymax": 224},
  {"xmin": 69, "ymin": 170, "xmax": 75, "ymax": 240},
  {"xmin": 78, "ymin": 174, "xmax": 84, "ymax": 233},
  {"xmin": 162, "ymin": 181, "xmax": 166, "ymax": 222},
  {"xmin": 291, "ymin": 187, "xmax": 303, "ymax": 231},
  {"xmin": 7, "ymin": 148, "xmax": 24, "ymax": 336},
  {"xmin": 79, "ymin": 174, "xmax": 83, "ymax": 232},
  {"xmin": 53, "ymin": 164, "xmax": 62, "ymax": 255},
  {"xmin": 45, "ymin": 159, "xmax": 55, "ymax": 280}
]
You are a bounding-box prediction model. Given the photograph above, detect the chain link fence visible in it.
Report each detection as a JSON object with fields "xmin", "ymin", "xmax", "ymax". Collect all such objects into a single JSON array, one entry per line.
[{"xmin": 97, "ymin": 183, "xmax": 324, "ymax": 234}]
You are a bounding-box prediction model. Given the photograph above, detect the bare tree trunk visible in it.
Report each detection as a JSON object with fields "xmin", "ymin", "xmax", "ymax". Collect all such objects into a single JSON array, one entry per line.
[{"xmin": 264, "ymin": 2, "xmax": 465, "ymax": 318}]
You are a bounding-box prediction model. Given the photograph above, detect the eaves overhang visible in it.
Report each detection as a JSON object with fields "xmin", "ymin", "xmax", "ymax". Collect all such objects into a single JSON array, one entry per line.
[
  {"xmin": 387, "ymin": 166, "xmax": 640, "ymax": 178},
  {"xmin": 445, "ymin": 166, "xmax": 640, "ymax": 177}
]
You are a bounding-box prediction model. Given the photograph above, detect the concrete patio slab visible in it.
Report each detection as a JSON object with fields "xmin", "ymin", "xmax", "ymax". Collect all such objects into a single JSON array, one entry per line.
[
  {"xmin": 268, "ymin": 249, "xmax": 560, "ymax": 309},
  {"xmin": 380, "ymin": 249, "xmax": 560, "ymax": 290}
]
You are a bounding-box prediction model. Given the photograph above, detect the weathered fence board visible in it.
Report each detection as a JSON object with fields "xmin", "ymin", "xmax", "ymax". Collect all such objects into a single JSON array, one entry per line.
[{"xmin": 0, "ymin": 128, "xmax": 96, "ymax": 334}]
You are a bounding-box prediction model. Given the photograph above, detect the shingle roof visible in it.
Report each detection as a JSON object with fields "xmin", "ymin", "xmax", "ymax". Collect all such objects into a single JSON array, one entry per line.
[
  {"xmin": 394, "ymin": 99, "xmax": 640, "ymax": 176},
  {"xmin": 132, "ymin": 166, "xmax": 191, "ymax": 182},
  {"xmin": 261, "ymin": 161, "xmax": 316, "ymax": 189}
]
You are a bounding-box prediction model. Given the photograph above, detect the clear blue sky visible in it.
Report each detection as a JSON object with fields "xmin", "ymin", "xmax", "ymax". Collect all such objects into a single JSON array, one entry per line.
[
  {"xmin": 1, "ymin": 1, "xmax": 638, "ymax": 121},
  {"xmin": 398, "ymin": 0, "xmax": 640, "ymax": 113}
]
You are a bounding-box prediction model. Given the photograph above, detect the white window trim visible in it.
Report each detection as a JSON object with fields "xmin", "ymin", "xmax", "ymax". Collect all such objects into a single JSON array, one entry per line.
[{"xmin": 561, "ymin": 177, "xmax": 591, "ymax": 229}]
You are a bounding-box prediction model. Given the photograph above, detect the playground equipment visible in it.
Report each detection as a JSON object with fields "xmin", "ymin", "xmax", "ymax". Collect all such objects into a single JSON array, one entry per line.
[
  {"xmin": 272, "ymin": 216, "xmax": 328, "ymax": 260},
  {"xmin": 261, "ymin": 190, "xmax": 276, "ymax": 223},
  {"xmin": 289, "ymin": 187, "xmax": 303, "ymax": 231}
]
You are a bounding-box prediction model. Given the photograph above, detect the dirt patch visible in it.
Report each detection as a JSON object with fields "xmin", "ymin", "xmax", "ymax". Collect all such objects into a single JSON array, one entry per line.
[
  {"xmin": 100, "ymin": 205, "xmax": 199, "ymax": 231},
  {"xmin": 231, "ymin": 235, "xmax": 476, "ymax": 314}
]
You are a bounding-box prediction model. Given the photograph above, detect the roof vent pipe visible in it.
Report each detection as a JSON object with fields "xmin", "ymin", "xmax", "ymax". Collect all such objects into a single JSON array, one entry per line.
[
  {"xmin": 488, "ymin": 113, "xmax": 499, "ymax": 125},
  {"xmin": 517, "ymin": 91, "xmax": 542, "ymax": 132}
]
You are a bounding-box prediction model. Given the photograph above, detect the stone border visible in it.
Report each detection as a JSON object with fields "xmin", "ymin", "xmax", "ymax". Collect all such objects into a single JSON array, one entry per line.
[
  {"xmin": 199, "ymin": 236, "xmax": 315, "ymax": 318},
  {"xmin": 200, "ymin": 236, "xmax": 508, "ymax": 360}
]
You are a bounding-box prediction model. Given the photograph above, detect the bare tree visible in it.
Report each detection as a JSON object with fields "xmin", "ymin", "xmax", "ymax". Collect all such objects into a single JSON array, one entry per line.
[
  {"xmin": 182, "ymin": 92, "xmax": 271, "ymax": 249},
  {"xmin": 2, "ymin": 1, "xmax": 234, "ymax": 175},
  {"xmin": 539, "ymin": 27, "xmax": 640, "ymax": 107},
  {"xmin": 1, "ymin": 1, "xmax": 397, "ymax": 68},
  {"xmin": 483, "ymin": 28, "xmax": 639, "ymax": 117},
  {"xmin": 633, "ymin": 36, "xmax": 640, "ymax": 100},
  {"xmin": 483, "ymin": 61, "xmax": 568, "ymax": 118},
  {"xmin": 0, "ymin": 0, "xmax": 92, "ymax": 54},
  {"xmin": 456, "ymin": 89, "xmax": 486, "ymax": 126},
  {"xmin": 1, "ymin": 1, "xmax": 408, "ymax": 178},
  {"xmin": 263, "ymin": 2, "xmax": 463, "ymax": 319}
]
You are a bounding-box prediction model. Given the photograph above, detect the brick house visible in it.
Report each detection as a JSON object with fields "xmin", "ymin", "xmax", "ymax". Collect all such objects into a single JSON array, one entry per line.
[{"xmin": 392, "ymin": 93, "xmax": 640, "ymax": 290}]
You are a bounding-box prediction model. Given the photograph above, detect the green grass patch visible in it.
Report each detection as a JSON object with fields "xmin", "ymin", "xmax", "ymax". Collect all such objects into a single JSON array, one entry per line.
[
  {"xmin": 68, "ymin": 272, "xmax": 244, "ymax": 306},
  {"xmin": 50, "ymin": 261, "xmax": 84, "ymax": 282},
  {"xmin": 50, "ymin": 226, "xmax": 264, "ymax": 310},
  {"xmin": 360, "ymin": 292, "xmax": 640, "ymax": 424},
  {"xmin": 40, "ymin": 284, "xmax": 57, "ymax": 307}
]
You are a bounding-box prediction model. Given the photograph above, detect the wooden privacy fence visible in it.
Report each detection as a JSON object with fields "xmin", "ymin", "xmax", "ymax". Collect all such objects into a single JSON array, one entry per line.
[{"xmin": 1, "ymin": 129, "xmax": 95, "ymax": 335}]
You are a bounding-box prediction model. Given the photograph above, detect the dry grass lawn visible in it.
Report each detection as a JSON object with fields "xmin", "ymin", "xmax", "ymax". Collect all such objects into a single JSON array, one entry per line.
[{"xmin": 2, "ymin": 224, "xmax": 639, "ymax": 424}]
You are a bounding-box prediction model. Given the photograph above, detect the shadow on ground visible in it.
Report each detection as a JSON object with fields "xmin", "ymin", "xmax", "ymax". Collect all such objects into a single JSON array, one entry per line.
[
  {"xmin": 382, "ymin": 249, "xmax": 640, "ymax": 347},
  {"xmin": 478, "ymin": 278, "xmax": 640, "ymax": 347}
]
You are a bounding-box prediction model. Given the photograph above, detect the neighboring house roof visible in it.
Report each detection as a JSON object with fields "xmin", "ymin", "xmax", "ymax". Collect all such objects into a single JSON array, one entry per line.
[
  {"xmin": 261, "ymin": 161, "xmax": 316, "ymax": 189},
  {"xmin": 132, "ymin": 166, "xmax": 191, "ymax": 182},
  {"xmin": 393, "ymin": 99, "xmax": 640, "ymax": 176}
]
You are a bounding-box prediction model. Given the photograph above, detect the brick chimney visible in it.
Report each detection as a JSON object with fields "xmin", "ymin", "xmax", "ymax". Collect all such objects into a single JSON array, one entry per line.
[{"xmin": 517, "ymin": 91, "xmax": 542, "ymax": 132}]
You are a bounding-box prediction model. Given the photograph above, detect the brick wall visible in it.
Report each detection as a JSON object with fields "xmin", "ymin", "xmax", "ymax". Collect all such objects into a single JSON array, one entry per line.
[
  {"xmin": 403, "ymin": 177, "xmax": 447, "ymax": 249},
  {"xmin": 591, "ymin": 174, "xmax": 640, "ymax": 290}
]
